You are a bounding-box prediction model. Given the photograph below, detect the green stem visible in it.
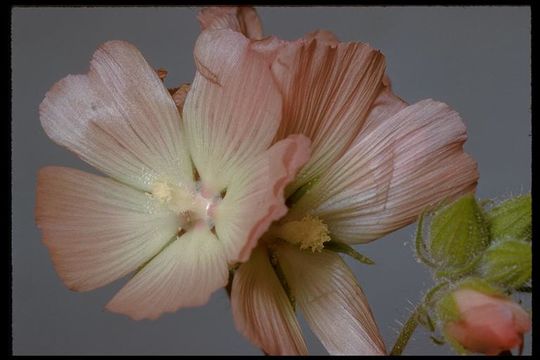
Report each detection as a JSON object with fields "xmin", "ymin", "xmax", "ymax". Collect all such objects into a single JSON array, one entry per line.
[
  {"xmin": 390, "ymin": 282, "xmax": 449, "ymax": 355},
  {"xmin": 390, "ymin": 305, "xmax": 422, "ymax": 355}
]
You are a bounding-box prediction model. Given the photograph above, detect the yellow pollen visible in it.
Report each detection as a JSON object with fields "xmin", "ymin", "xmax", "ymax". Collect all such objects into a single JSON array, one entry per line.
[
  {"xmin": 275, "ymin": 215, "xmax": 331, "ymax": 252},
  {"xmin": 151, "ymin": 181, "xmax": 173, "ymax": 203}
]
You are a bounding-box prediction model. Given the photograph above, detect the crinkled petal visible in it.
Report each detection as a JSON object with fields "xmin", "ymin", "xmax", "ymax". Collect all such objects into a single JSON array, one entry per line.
[
  {"xmin": 184, "ymin": 29, "xmax": 284, "ymax": 194},
  {"xmin": 276, "ymin": 244, "xmax": 386, "ymax": 355},
  {"xmin": 215, "ymin": 135, "xmax": 311, "ymax": 262},
  {"xmin": 106, "ymin": 227, "xmax": 228, "ymax": 320},
  {"xmin": 231, "ymin": 246, "xmax": 307, "ymax": 355},
  {"xmin": 304, "ymin": 29, "xmax": 340, "ymax": 46},
  {"xmin": 39, "ymin": 41, "xmax": 193, "ymax": 192},
  {"xmin": 271, "ymin": 37, "xmax": 386, "ymax": 195},
  {"xmin": 169, "ymin": 83, "xmax": 190, "ymax": 113},
  {"xmin": 289, "ymin": 99, "xmax": 478, "ymax": 244},
  {"xmin": 35, "ymin": 166, "xmax": 179, "ymax": 292},
  {"xmin": 198, "ymin": 6, "xmax": 263, "ymax": 40}
]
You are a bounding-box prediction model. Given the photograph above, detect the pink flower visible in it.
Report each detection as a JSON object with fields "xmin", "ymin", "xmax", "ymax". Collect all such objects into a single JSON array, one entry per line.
[
  {"xmin": 35, "ymin": 34, "xmax": 311, "ymax": 320},
  {"xmin": 199, "ymin": 7, "xmax": 479, "ymax": 355},
  {"xmin": 444, "ymin": 289, "xmax": 531, "ymax": 355}
]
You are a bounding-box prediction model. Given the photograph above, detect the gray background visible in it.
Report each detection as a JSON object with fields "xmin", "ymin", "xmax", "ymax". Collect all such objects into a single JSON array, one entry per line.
[{"xmin": 12, "ymin": 6, "xmax": 531, "ymax": 355}]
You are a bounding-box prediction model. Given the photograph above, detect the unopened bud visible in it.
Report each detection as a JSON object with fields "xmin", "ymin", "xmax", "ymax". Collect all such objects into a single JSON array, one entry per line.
[
  {"xmin": 436, "ymin": 280, "xmax": 531, "ymax": 355},
  {"xmin": 429, "ymin": 194, "xmax": 490, "ymax": 268},
  {"xmin": 487, "ymin": 194, "xmax": 531, "ymax": 242},
  {"xmin": 478, "ymin": 239, "xmax": 531, "ymax": 289}
]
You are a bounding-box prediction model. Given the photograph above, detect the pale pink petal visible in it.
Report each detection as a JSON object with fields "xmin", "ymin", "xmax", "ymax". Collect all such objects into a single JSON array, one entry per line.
[
  {"xmin": 289, "ymin": 99, "xmax": 478, "ymax": 244},
  {"xmin": 106, "ymin": 227, "xmax": 228, "ymax": 320},
  {"xmin": 276, "ymin": 243, "xmax": 386, "ymax": 355},
  {"xmin": 231, "ymin": 246, "xmax": 307, "ymax": 355},
  {"xmin": 270, "ymin": 38, "xmax": 386, "ymax": 195},
  {"xmin": 39, "ymin": 41, "xmax": 193, "ymax": 192},
  {"xmin": 35, "ymin": 167, "xmax": 179, "ymax": 292},
  {"xmin": 214, "ymin": 134, "xmax": 311, "ymax": 262},
  {"xmin": 183, "ymin": 29, "xmax": 283, "ymax": 194},
  {"xmin": 198, "ymin": 6, "xmax": 263, "ymax": 40}
]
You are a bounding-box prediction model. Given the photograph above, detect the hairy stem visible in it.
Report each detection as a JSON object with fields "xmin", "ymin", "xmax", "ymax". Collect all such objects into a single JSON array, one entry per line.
[{"xmin": 390, "ymin": 305, "xmax": 422, "ymax": 355}]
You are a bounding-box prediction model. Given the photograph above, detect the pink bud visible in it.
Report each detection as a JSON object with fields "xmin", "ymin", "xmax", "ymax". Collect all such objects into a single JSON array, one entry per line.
[{"xmin": 445, "ymin": 289, "xmax": 531, "ymax": 355}]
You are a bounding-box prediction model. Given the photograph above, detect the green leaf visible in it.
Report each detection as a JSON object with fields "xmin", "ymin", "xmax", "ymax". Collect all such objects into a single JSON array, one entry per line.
[
  {"xmin": 429, "ymin": 194, "xmax": 490, "ymax": 269},
  {"xmin": 478, "ymin": 239, "xmax": 532, "ymax": 290},
  {"xmin": 324, "ymin": 240, "xmax": 375, "ymax": 265},
  {"xmin": 487, "ymin": 194, "xmax": 531, "ymax": 242}
]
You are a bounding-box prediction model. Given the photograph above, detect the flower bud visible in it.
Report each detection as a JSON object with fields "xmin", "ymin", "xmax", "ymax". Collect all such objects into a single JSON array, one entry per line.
[
  {"xmin": 478, "ymin": 239, "xmax": 531, "ymax": 289},
  {"xmin": 437, "ymin": 284, "xmax": 531, "ymax": 355},
  {"xmin": 487, "ymin": 194, "xmax": 531, "ymax": 241},
  {"xmin": 429, "ymin": 194, "xmax": 490, "ymax": 268}
]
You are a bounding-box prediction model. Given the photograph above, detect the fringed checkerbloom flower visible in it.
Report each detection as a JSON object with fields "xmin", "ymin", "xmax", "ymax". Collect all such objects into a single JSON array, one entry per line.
[
  {"xmin": 199, "ymin": 7, "xmax": 479, "ymax": 355},
  {"xmin": 35, "ymin": 37, "xmax": 311, "ymax": 320}
]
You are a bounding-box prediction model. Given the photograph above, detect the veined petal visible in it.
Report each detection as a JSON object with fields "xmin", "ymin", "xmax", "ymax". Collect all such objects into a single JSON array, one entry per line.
[
  {"xmin": 271, "ymin": 37, "xmax": 386, "ymax": 195},
  {"xmin": 106, "ymin": 227, "xmax": 228, "ymax": 320},
  {"xmin": 231, "ymin": 246, "xmax": 307, "ymax": 355},
  {"xmin": 198, "ymin": 6, "xmax": 263, "ymax": 40},
  {"xmin": 39, "ymin": 41, "xmax": 193, "ymax": 192},
  {"xmin": 276, "ymin": 244, "xmax": 386, "ymax": 355},
  {"xmin": 290, "ymin": 99, "xmax": 478, "ymax": 244},
  {"xmin": 215, "ymin": 135, "xmax": 311, "ymax": 262},
  {"xmin": 184, "ymin": 29, "xmax": 283, "ymax": 194},
  {"xmin": 35, "ymin": 167, "xmax": 179, "ymax": 292}
]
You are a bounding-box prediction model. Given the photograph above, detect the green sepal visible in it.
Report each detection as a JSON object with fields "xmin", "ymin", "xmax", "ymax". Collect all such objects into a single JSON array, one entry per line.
[
  {"xmin": 285, "ymin": 176, "xmax": 319, "ymax": 208},
  {"xmin": 324, "ymin": 240, "xmax": 375, "ymax": 265},
  {"xmin": 486, "ymin": 194, "xmax": 531, "ymax": 242},
  {"xmin": 268, "ymin": 250, "xmax": 296, "ymax": 310},
  {"xmin": 478, "ymin": 238, "xmax": 531, "ymax": 290},
  {"xmin": 430, "ymin": 335, "xmax": 446, "ymax": 346},
  {"xmin": 414, "ymin": 210, "xmax": 437, "ymax": 268},
  {"xmin": 429, "ymin": 194, "xmax": 490, "ymax": 269}
]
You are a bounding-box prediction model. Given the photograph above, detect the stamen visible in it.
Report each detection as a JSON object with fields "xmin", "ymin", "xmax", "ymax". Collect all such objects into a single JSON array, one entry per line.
[
  {"xmin": 274, "ymin": 215, "xmax": 331, "ymax": 252},
  {"xmin": 151, "ymin": 180, "xmax": 218, "ymax": 231}
]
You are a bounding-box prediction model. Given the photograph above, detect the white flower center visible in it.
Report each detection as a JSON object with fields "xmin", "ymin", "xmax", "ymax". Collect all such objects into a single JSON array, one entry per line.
[
  {"xmin": 151, "ymin": 180, "xmax": 220, "ymax": 231},
  {"xmin": 274, "ymin": 215, "xmax": 331, "ymax": 252}
]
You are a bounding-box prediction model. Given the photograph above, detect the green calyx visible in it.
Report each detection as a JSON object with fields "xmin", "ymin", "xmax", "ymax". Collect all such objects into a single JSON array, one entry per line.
[
  {"xmin": 428, "ymin": 194, "xmax": 490, "ymax": 269},
  {"xmin": 477, "ymin": 238, "xmax": 531, "ymax": 290},
  {"xmin": 486, "ymin": 194, "xmax": 531, "ymax": 242}
]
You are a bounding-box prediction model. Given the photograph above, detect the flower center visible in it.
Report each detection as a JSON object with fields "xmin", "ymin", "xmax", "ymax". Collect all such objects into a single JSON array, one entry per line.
[
  {"xmin": 274, "ymin": 215, "xmax": 331, "ymax": 252},
  {"xmin": 151, "ymin": 180, "xmax": 220, "ymax": 231}
]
